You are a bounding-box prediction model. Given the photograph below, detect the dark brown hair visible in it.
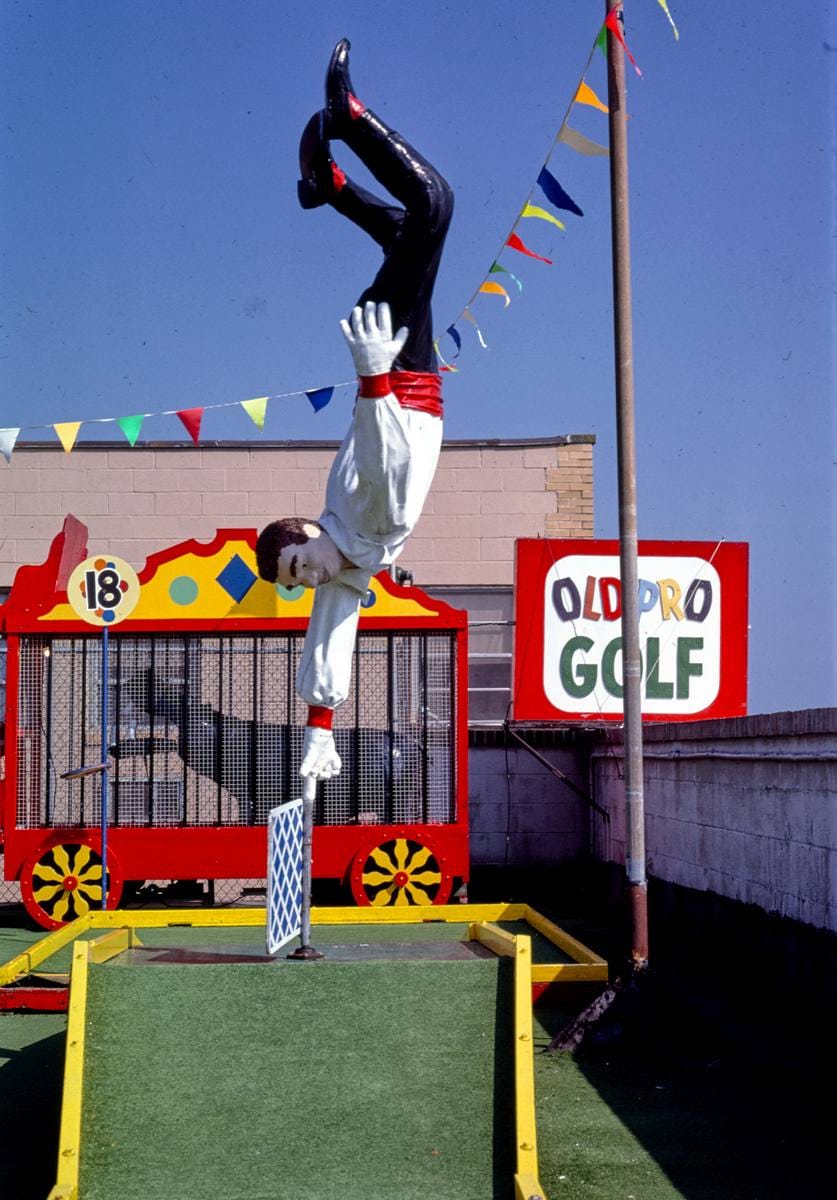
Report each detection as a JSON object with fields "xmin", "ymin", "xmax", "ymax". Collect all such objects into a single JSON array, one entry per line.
[{"xmin": 255, "ymin": 518, "xmax": 316, "ymax": 582}]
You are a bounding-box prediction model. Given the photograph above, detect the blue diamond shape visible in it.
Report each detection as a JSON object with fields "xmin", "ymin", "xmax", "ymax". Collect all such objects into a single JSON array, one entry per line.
[{"xmin": 216, "ymin": 554, "xmax": 257, "ymax": 603}]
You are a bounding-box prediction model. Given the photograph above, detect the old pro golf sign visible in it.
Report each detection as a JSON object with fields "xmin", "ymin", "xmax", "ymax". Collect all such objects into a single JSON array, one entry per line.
[{"xmin": 512, "ymin": 540, "xmax": 748, "ymax": 722}]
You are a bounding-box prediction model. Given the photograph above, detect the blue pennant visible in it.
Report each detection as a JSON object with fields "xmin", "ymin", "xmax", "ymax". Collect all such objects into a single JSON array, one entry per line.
[{"xmin": 537, "ymin": 166, "xmax": 584, "ymax": 218}]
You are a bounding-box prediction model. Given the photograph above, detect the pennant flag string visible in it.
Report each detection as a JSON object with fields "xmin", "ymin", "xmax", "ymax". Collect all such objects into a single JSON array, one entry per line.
[{"xmin": 0, "ymin": 380, "xmax": 361, "ymax": 462}]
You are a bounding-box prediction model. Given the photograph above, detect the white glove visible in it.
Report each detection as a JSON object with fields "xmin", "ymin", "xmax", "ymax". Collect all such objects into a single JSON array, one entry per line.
[
  {"xmin": 300, "ymin": 726, "xmax": 342, "ymax": 780},
  {"xmin": 340, "ymin": 300, "xmax": 408, "ymax": 378}
]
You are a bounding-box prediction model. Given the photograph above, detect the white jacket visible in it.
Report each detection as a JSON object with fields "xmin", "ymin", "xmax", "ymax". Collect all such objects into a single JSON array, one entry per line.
[{"xmin": 295, "ymin": 389, "xmax": 442, "ymax": 709}]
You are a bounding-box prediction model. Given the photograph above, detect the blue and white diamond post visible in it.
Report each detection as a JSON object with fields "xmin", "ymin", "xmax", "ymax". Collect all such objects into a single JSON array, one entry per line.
[{"xmin": 267, "ymin": 776, "xmax": 323, "ymax": 958}]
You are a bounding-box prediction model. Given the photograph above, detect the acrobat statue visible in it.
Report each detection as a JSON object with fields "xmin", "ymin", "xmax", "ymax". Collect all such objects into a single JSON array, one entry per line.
[{"xmin": 256, "ymin": 39, "xmax": 453, "ymax": 782}]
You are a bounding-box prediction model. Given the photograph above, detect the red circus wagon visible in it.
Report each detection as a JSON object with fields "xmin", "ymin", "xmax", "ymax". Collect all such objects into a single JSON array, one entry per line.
[{"xmin": 0, "ymin": 521, "xmax": 470, "ymax": 929}]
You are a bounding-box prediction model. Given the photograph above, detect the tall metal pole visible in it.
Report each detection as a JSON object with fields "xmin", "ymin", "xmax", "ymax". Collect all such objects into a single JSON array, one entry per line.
[{"xmin": 605, "ymin": 0, "xmax": 648, "ymax": 971}]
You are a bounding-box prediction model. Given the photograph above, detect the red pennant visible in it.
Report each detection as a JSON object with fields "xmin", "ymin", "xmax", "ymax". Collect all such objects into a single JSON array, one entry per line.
[
  {"xmin": 605, "ymin": 8, "xmax": 643, "ymax": 77},
  {"xmin": 176, "ymin": 407, "xmax": 204, "ymax": 444},
  {"xmin": 506, "ymin": 232, "xmax": 553, "ymax": 265}
]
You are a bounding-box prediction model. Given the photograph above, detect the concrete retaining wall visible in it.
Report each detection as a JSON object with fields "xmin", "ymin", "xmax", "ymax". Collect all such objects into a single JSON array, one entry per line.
[
  {"xmin": 590, "ymin": 709, "xmax": 837, "ymax": 932},
  {"xmin": 468, "ymin": 729, "xmax": 590, "ymax": 867}
]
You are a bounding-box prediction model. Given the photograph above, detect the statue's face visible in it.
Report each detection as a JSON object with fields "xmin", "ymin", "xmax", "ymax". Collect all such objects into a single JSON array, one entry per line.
[{"xmin": 275, "ymin": 523, "xmax": 344, "ymax": 589}]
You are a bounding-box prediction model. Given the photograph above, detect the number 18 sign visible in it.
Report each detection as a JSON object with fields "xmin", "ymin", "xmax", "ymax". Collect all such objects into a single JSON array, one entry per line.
[{"xmin": 67, "ymin": 555, "xmax": 141, "ymax": 627}]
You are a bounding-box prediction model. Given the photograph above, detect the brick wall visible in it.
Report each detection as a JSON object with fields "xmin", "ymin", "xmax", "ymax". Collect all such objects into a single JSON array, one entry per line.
[{"xmin": 0, "ymin": 435, "xmax": 595, "ymax": 588}]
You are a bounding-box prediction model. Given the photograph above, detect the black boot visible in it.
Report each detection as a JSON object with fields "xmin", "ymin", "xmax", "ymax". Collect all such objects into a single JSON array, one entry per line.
[
  {"xmin": 297, "ymin": 110, "xmax": 345, "ymax": 210},
  {"xmin": 324, "ymin": 37, "xmax": 453, "ymax": 230},
  {"xmin": 325, "ymin": 38, "xmax": 361, "ymax": 135}
]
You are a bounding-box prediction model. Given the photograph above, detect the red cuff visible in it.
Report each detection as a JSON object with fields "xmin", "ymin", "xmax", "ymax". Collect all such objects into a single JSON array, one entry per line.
[
  {"xmin": 357, "ymin": 373, "xmax": 391, "ymax": 398},
  {"xmin": 307, "ymin": 704, "xmax": 334, "ymax": 730}
]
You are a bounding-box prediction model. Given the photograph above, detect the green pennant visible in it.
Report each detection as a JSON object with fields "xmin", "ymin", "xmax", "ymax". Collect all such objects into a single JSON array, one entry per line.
[
  {"xmin": 118, "ymin": 413, "xmax": 145, "ymax": 447},
  {"xmin": 596, "ymin": 24, "xmax": 608, "ymax": 55}
]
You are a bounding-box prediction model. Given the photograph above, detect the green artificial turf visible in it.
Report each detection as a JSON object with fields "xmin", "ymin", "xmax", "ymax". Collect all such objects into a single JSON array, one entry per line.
[{"xmin": 78, "ymin": 959, "xmax": 515, "ymax": 1200}]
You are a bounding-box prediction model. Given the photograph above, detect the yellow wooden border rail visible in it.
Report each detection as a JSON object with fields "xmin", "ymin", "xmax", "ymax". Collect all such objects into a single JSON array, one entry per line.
[
  {"xmin": 2, "ymin": 903, "xmax": 606, "ymax": 990},
  {"xmin": 471, "ymin": 922, "xmax": 547, "ymax": 1200},
  {"xmin": 47, "ymin": 942, "xmax": 89, "ymax": 1200}
]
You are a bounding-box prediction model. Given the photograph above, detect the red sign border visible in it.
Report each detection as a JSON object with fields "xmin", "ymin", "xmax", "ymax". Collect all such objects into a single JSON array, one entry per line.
[{"xmin": 512, "ymin": 539, "xmax": 748, "ymax": 723}]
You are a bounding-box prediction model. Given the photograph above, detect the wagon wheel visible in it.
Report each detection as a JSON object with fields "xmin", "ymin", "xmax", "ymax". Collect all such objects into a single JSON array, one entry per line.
[
  {"xmin": 20, "ymin": 836, "xmax": 123, "ymax": 930},
  {"xmin": 350, "ymin": 835, "xmax": 452, "ymax": 907}
]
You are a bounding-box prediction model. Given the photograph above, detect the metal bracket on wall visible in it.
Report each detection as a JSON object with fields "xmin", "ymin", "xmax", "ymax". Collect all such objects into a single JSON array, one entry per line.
[{"xmin": 503, "ymin": 722, "xmax": 610, "ymax": 820}]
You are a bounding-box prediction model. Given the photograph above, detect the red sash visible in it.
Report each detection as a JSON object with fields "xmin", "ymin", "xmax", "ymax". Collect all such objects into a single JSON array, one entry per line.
[{"xmin": 391, "ymin": 371, "xmax": 444, "ymax": 418}]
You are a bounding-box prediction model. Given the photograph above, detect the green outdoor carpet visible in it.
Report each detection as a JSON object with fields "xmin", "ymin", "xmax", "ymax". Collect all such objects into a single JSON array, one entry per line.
[{"xmin": 79, "ymin": 959, "xmax": 516, "ymax": 1200}]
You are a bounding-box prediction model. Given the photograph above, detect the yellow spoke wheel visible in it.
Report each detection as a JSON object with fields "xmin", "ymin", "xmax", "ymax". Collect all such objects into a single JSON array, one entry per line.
[
  {"xmin": 350, "ymin": 835, "xmax": 452, "ymax": 906},
  {"xmin": 20, "ymin": 836, "xmax": 123, "ymax": 930}
]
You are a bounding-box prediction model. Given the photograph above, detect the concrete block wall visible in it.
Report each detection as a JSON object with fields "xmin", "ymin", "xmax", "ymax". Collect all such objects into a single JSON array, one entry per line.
[
  {"xmin": 0, "ymin": 435, "xmax": 595, "ymax": 589},
  {"xmin": 468, "ymin": 731, "xmax": 589, "ymax": 866},
  {"xmin": 591, "ymin": 709, "xmax": 837, "ymax": 932}
]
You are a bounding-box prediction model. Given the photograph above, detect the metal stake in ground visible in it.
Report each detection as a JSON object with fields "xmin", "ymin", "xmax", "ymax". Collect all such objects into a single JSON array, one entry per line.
[{"xmin": 287, "ymin": 775, "xmax": 324, "ymax": 960}]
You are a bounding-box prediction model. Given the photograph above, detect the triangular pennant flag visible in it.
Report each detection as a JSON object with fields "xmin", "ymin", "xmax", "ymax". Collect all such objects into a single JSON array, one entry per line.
[
  {"xmin": 306, "ymin": 387, "xmax": 334, "ymax": 413},
  {"xmin": 117, "ymin": 414, "xmax": 145, "ymax": 447},
  {"xmin": 461, "ymin": 308, "xmax": 488, "ymax": 349},
  {"xmin": 176, "ymin": 407, "xmax": 204, "ymax": 445},
  {"xmin": 240, "ymin": 396, "xmax": 268, "ymax": 431},
  {"xmin": 656, "ymin": 0, "xmax": 679, "ymax": 39},
  {"xmin": 444, "ymin": 325, "xmax": 462, "ymax": 358},
  {"xmin": 574, "ymin": 80, "xmax": 609, "ymax": 114},
  {"xmin": 54, "ymin": 421, "xmax": 82, "ymax": 454},
  {"xmin": 537, "ymin": 167, "xmax": 584, "ymax": 218},
  {"xmin": 557, "ymin": 125, "xmax": 609, "ymax": 157},
  {"xmin": 434, "ymin": 340, "xmax": 459, "ymax": 373},
  {"xmin": 521, "ymin": 203, "xmax": 566, "ymax": 232},
  {"xmin": 490, "ymin": 263, "xmax": 523, "ymax": 291},
  {"xmin": 596, "ymin": 24, "xmax": 608, "ymax": 55},
  {"xmin": 605, "ymin": 8, "xmax": 643, "ymax": 77},
  {"xmin": 506, "ymin": 232, "xmax": 553, "ymax": 265},
  {"xmin": 0, "ymin": 427, "xmax": 20, "ymax": 464},
  {"xmin": 479, "ymin": 281, "xmax": 511, "ymax": 308}
]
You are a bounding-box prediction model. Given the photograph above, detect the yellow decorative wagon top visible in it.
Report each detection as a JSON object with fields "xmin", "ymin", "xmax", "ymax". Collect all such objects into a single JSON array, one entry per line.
[{"xmin": 1, "ymin": 519, "xmax": 463, "ymax": 632}]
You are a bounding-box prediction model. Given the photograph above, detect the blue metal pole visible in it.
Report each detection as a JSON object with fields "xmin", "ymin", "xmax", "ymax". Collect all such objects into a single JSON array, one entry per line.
[{"xmin": 100, "ymin": 624, "xmax": 109, "ymax": 909}]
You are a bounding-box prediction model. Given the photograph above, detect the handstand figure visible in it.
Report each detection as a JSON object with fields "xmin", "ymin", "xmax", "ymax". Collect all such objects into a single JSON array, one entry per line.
[{"xmin": 256, "ymin": 40, "xmax": 454, "ymax": 782}]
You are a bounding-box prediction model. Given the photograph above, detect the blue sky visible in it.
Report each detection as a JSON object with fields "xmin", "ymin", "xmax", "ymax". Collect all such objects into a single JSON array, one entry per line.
[{"xmin": 0, "ymin": 1, "xmax": 833, "ymax": 714}]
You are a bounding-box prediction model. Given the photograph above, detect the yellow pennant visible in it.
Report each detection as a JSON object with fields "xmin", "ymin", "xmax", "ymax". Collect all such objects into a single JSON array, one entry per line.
[
  {"xmin": 574, "ymin": 80, "xmax": 609, "ymax": 114},
  {"xmin": 240, "ymin": 396, "xmax": 268, "ymax": 431},
  {"xmin": 479, "ymin": 281, "xmax": 511, "ymax": 308},
  {"xmin": 54, "ymin": 421, "xmax": 82, "ymax": 453},
  {"xmin": 657, "ymin": 0, "xmax": 680, "ymax": 39},
  {"xmin": 521, "ymin": 203, "xmax": 566, "ymax": 232}
]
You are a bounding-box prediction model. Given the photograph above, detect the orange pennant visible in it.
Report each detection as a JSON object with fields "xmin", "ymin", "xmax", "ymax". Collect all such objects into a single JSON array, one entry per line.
[
  {"xmin": 574, "ymin": 80, "xmax": 609, "ymax": 114},
  {"xmin": 479, "ymin": 281, "xmax": 511, "ymax": 308}
]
